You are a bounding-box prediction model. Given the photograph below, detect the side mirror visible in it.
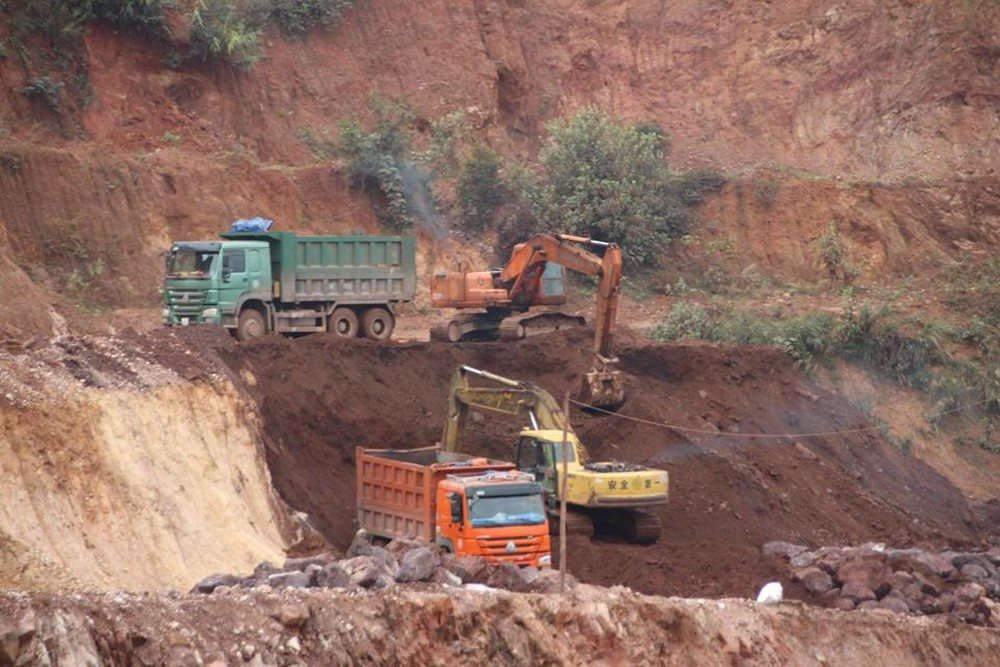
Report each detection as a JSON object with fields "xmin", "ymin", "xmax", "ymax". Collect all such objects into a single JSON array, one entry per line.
[
  {"xmin": 222, "ymin": 269, "xmax": 231, "ymax": 282},
  {"xmin": 449, "ymin": 494, "xmax": 463, "ymax": 524}
]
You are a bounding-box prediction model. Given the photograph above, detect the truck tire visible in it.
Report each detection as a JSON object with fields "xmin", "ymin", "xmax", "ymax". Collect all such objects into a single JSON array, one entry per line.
[
  {"xmin": 361, "ymin": 307, "xmax": 394, "ymax": 340},
  {"xmin": 328, "ymin": 307, "xmax": 359, "ymax": 338},
  {"xmin": 236, "ymin": 309, "xmax": 266, "ymax": 341}
]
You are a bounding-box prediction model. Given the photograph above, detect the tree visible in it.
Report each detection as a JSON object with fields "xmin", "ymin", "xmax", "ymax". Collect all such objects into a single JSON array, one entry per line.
[
  {"xmin": 536, "ymin": 108, "xmax": 711, "ymax": 266},
  {"xmin": 457, "ymin": 146, "xmax": 505, "ymax": 232}
]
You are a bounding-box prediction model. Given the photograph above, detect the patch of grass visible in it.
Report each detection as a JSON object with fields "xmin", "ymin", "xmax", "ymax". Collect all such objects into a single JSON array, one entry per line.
[
  {"xmin": 298, "ymin": 127, "xmax": 337, "ymax": 160},
  {"xmin": 161, "ymin": 131, "xmax": 181, "ymax": 145},
  {"xmin": 651, "ymin": 298, "xmax": 999, "ymax": 425}
]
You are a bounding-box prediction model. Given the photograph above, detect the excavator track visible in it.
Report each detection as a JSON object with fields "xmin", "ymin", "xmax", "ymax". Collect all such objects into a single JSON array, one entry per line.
[
  {"xmin": 547, "ymin": 507, "xmax": 594, "ymax": 537},
  {"xmin": 586, "ymin": 508, "xmax": 661, "ymax": 544},
  {"xmin": 625, "ymin": 510, "xmax": 662, "ymax": 544}
]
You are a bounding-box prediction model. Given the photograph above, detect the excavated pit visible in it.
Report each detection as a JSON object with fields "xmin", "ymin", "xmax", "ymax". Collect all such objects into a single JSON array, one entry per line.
[
  {"xmin": 215, "ymin": 327, "xmax": 990, "ymax": 600},
  {"xmin": 0, "ymin": 325, "xmax": 992, "ymax": 602}
]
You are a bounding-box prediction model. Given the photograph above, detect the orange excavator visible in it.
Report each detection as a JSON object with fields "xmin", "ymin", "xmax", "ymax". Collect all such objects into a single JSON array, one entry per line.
[{"xmin": 430, "ymin": 233, "xmax": 625, "ymax": 409}]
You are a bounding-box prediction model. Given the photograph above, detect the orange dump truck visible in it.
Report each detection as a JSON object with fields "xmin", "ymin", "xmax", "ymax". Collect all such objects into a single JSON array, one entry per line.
[{"xmin": 356, "ymin": 446, "xmax": 551, "ymax": 567}]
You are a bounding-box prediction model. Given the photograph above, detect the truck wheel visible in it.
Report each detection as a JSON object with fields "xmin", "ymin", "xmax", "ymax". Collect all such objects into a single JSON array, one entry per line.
[
  {"xmin": 236, "ymin": 309, "xmax": 266, "ymax": 341},
  {"xmin": 361, "ymin": 307, "xmax": 394, "ymax": 340},
  {"xmin": 328, "ymin": 307, "xmax": 359, "ymax": 338}
]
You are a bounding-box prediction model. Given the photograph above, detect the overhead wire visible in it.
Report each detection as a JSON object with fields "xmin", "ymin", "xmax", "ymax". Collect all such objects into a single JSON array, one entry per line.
[{"xmin": 568, "ymin": 397, "xmax": 995, "ymax": 441}]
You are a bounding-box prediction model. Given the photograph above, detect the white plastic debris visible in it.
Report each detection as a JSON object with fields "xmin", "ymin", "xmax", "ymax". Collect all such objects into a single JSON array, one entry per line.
[{"xmin": 756, "ymin": 581, "xmax": 783, "ymax": 605}]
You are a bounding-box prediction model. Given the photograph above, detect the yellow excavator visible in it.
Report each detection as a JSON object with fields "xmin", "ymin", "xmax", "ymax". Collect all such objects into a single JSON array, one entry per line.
[{"xmin": 441, "ymin": 365, "xmax": 669, "ymax": 543}]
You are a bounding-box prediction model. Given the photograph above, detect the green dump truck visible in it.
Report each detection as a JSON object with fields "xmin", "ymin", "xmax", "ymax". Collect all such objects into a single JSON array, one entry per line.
[{"xmin": 163, "ymin": 231, "xmax": 416, "ymax": 341}]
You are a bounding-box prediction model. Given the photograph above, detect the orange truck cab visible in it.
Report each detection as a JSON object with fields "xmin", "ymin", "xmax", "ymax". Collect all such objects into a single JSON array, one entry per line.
[{"xmin": 356, "ymin": 446, "xmax": 551, "ymax": 567}]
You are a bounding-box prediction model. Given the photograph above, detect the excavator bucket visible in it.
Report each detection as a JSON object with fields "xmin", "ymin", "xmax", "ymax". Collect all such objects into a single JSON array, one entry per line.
[{"xmin": 578, "ymin": 366, "xmax": 625, "ymax": 411}]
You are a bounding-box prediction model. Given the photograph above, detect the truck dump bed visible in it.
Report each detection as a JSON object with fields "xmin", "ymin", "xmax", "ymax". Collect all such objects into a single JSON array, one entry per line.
[
  {"xmin": 355, "ymin": 446, "xmax": 515, "ymax": 542},
  {"xmin": 221, "ymin": 231, "xmax": 416, "ymax": 304}
]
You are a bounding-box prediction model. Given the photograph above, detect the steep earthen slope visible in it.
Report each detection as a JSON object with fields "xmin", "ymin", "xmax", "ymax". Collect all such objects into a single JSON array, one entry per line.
[
  {"xmin": 0, "ymin": 330, "xmax": 292, "ymax": 591},
  {"xmin": 0, "ymin": 0, "xmax": 996, "ymax": 335}
]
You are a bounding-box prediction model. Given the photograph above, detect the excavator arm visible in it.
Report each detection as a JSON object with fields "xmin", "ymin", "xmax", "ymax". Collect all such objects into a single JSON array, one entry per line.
[
  {"xmin": 500, "ymin": 234, "xmax": 625, "ymax": 408},
  {"xmin": 442, "ymin": 365, "xmax": 572, "ymax": 453}
]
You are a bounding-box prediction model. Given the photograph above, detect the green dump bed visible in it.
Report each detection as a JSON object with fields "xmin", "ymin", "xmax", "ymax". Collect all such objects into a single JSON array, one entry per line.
[{"xmin": 221, "ymin": 231, "xmax": 416, "ymax": 305}]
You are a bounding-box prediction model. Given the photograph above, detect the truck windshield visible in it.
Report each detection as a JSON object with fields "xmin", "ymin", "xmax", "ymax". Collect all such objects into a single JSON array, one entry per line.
[
  {"xmin": 468, "ymin": 494, "xmax": 546, "ymax": 527},
  {"xmin": 168, "ymin": 248, "xmax": 217, "ymax": 277}
]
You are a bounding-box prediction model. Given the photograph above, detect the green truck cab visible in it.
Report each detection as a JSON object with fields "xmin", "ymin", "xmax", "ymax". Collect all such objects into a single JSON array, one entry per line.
[{"xmin": 163, "ymin": 232, "xmax": 416, "ymax": 341}]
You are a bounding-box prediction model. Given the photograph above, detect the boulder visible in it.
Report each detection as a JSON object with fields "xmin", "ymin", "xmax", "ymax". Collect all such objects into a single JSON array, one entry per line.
[
  {"xmin": 857, "ymin": 600, "xmax": 879, "ymax": 611},
  {"xmin": 442, "ymin": 554, "xmax": 490, "ymax": 584},
  {"xmin": 888, "ymin": 550, "xmax": 956, "ymax": 579},
  {"xmin": 878, "ymin": 597, "xmax": 909, "ymax": 614},
  {"xmin": 267, "ymin": 571, "xmax": 311, "ymax": 589},
  {"xmin": 833, "ymin": 597, "xmax": 855, "ymax": 612},
  {"xmin": 836, "ymin": 560, "xmax": 892, "ymax": 598},
  {"xmin": 367, "ymin": 547, "xmax": 399, "ymax": 576},
  {"xmin": 841, "ymin": 581, "xmax": 876, "ymax": 604},
  {"xmin": 431, "ymin": 568, "xmax": 463, "ymax": 587},
  {"xmin": 959, "ymin": 563, "xmax": 989, "ymax": 581},
  {"xmin": 487, "ymin": 562, "xmax": 532, "ymax": 592},
  {"xmin": 956, "ymin": 583, "xmax": 985, "ymax": 602},
  {"xmin": 340, "ymin": 556, "xmax": 382, "ymax": 588},
  {"xmin": 952, "ymin": 553, "xmax": 998, "ymax": 577},
  {"xmin": 283, "ymin": 552, "xmax": 338, "ymax": 572},
  {"xmin": 304, "ymin": 564, "xmax": 324, "ymax": 585},
  {"xmin": 889, "ymin": 570, "xmax": 915, "ymax": 589},
  {"xmin": 985, "ymin": 577, "xmax": 1000, "ymax": 600},
  {"xmin": 346, "ymin": 530, "xmax": 375, "ymax": 558},
  {"xmin": 817, "ymin": 587, "xmax": 842, "ymax": 608},
  {"xmin": 275, "ymin": 602, "xmax": 310, "ymax": 629},
  {"xmin": 790, "ymin": 552, "xmax": 819, "ymax": 569},
  {"xmin": 526, "ymin": 569, "xmax": 578, "ymax": 593},
  {"xmin": 315, "ymin": 563, "xmax": 352, "ymax": 589},
  {"xmin": 191, "ymin": 573, "xmax": 241, "ymax": 594},
  {"xmin": 386, "ymin": 537, "xmax": 426, "ymax": 560},
  {"xmin": 913, "ymin": 573, "xmax": 941, "ymax": 597},
  {"xmin": 795, "ymin": 567, "xmax": 835, "ymax": 596},
  {"xmin": 395, "ymin": 547, "xmax": 441, "ymax": 583},
  {"xmin": 761, "ymin": 541, "xmax": 808, "ymax": 560}
]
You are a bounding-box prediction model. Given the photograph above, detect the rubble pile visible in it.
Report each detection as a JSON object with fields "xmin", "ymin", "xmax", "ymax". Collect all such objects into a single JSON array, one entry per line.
[
  {"xmin": 193, "ymin": 531, "xmax": 574, "ymax": 598},
  {"xmin": 764, "ymin": 541, "xmax": 1000, "ymax": 625}
]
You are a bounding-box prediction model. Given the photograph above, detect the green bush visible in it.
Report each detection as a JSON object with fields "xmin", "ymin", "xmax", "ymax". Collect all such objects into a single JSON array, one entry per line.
[
  {"xmin": 457, "ymin": 146, "xmax": 504, "ymax": 232},
  {"xmin": 13, "ymin": 1, "xmax": 353, "ymax": 70},
  {"xmin": 536, "ymin": 108, "xmax": 723, "ymax": 267},
  {"xmin": 189, "ymin": 1, "xmax": 261, "ymax": 68},
  {"xmin": 90, "ymin": 0, "xmax": 172, "ymax": 32},
  {"xmin": 337, "ymin": 97, "xmax": 433, "ymax": 231},
  {"xmin": 650, "ymin": 302, "xmax": 711, "ymax": 341},
  {"xmin": 21, "ymin": 75, "xmax": 64, "ymax": 113},
  {"xmin": 270, "ymin": 0, "xmax": 352, "ymax": 37}
]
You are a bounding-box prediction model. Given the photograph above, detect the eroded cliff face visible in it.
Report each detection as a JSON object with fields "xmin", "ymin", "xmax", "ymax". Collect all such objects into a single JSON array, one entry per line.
[
  {"xmin": 0, "ymin": 333, "xmax": 290, "ymax": 591},
  {"xmin": 0, "ymin": 0, "xmax": 996, "ymax": 335}
]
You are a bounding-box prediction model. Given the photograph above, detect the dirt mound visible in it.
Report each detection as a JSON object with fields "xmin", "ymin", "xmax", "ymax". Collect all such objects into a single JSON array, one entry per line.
[
  {"xmin": 214, "ymin": 328, "xmax": 990, "ymax": 599},
  {"xmin": 4, "ymin": 586, "xmax": 999, "ymax": 666}
]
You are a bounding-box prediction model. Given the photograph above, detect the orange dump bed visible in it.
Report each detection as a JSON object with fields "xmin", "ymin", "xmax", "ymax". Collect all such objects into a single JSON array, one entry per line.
[{"xmin": 355, "ymin": 446, "xmax": 515, "ymax": 542}]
